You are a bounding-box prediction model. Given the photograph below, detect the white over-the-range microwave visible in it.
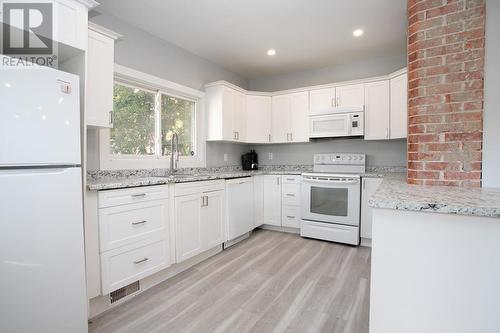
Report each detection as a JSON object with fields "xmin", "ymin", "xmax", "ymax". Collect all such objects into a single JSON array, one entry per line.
[{"xmin": 309, "ymin": 108, "xmax": 364, "ymax": 139}]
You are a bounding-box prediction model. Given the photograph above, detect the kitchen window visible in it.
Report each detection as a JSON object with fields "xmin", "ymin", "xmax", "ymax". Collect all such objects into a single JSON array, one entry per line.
[{"xmin": 99, "ymin": 65, "xmax": 205, "ymax": 170}]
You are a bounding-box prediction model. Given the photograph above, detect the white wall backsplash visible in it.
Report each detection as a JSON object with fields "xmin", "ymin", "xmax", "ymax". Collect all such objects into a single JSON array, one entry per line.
[{"xmin": 249, "ymin": 139, "xmax": 407, "ymax": 167}]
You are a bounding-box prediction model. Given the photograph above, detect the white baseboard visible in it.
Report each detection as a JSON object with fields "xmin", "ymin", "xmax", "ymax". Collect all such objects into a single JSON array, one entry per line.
[
  {"xmin": 259, "ymin": 224, "xmax": 300, "ymax": 234},
  {"xmin": 361, "ymin": 237, "xmax": 372, "ymax": 247}
]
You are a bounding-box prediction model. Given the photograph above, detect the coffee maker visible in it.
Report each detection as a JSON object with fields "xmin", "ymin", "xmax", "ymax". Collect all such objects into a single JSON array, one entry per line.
[{"xmin": 241, "ymin": 150, "xmax": 258, "ymax": 170}]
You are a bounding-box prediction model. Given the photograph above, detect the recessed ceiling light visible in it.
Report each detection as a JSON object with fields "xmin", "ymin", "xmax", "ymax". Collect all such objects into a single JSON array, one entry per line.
[
  {"xmin": 353, "ymin": 29, "xmax": 363, "ymax": 37},
  {"xmin": 267, "ymin": 49, "xmax": 276, "ymax": 56}
]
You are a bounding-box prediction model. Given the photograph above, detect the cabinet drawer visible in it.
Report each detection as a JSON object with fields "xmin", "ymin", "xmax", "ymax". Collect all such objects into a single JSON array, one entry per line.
[
  {"xmin": 282, "ymin": 175, "xmax": 301, "ymax": 184},
  {"xmin": 282, "ymin": 205, "xmax": 301, "ymax": 228},
  {"xmin": 175, "ymin": 180, "xmax": 225, "ymax": 197},
  {"xmin": 282, "ymin": 183, "xmax": 300, "ymax": 206},
  {"xmin": 100, "ymin": 238, "xmax": 169, "ymax": 294},
  {"xmin": 98, "ymin": 185, "xmax": 169, "ymax": 208},
  {"xmin": 99, "ymin": 200, "xmax": 168, "ymax": 252}
]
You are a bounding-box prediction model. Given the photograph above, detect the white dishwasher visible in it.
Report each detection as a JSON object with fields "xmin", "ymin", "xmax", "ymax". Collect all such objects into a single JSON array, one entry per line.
[{"xmin": 225, "ymin": 177, "xmax": 254, "ymax": 246}]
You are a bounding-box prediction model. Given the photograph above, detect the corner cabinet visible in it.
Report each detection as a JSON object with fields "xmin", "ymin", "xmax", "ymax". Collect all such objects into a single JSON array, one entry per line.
[
  {"xmin": 86, "ymin": 23, "xmax": 121, "ymax": 127},
  {"xmin": 246, "ymin": 95, "xmax": 272, "ymax": 143},
  {"xmin": 271, "ymin": 92, "xmax": 309, "ymax": 143},
  {"xmin": 174, "ymin": 180, "xmax": 225, "ymax": 263},
  {"xmin": 206, "ymin": 84, "xmax": 246, "ymax": 142}
]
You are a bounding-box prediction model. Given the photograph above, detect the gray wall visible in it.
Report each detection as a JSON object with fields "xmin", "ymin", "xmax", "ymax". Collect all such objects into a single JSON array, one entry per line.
[
  {"xmin": 482, "ymin": 0, "xmax": 500, "ymax": 188},
  {"xmin": 88, "ymin": 12, "xmax": 249, "ymax": 170},
  {"xmin": 206, "ymin": 142, "xmax": 249, "ymax": 167},
  {"xmin": 250, "ymin": 139, "xmax": 407, "ymax": 167},
  {"xmin": 90, "ymin": 13, "xmax": 248, "ymax": 91},
  {"xmin": 248, "ymin": 54, "xmax": 407, "ymax": 92}
]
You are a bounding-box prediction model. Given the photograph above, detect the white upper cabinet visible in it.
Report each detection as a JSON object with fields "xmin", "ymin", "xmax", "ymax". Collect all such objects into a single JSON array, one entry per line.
[
  {"xmin": 309, "ymin": 88, "xmax": 335, "ymax": 115},
  {"xmin": 309, "ymin": 84, "xmax": 364, "ymax": 114},
  {"xmin": 86, "ymin": 24, "xmax": 120, "ymax": 128},
  {"xmin": 364, "ymin": 80, "xmax": 390, "ymax": 140},
  {"xmin": 53, "ymin": 0, "xmax": 96, "ymax": 50},
  {"xmin": 289, "ymin": 92, "xmax": 310, "ymax": 142},
  {"xmin": 271, "ymin": 94, "xmax": 291, "ymax": 143},
  {"xmin": 336, "ymin": 84, "xmax": 365, "ymax": 110},
  {"xmin": 246, "ymin": 95, "xmax": 272, "ymax": 143},
  {"xmin": 271, "ymin": 92, "xmax": 309, "ymax": 143},
  {"xmin": 205, "ymin": 68, "xmax": 406, "ymax": 143},
  {"xmin": 206, "ymin": 84, "xmax": 246, "ymax": 142},
  {"xmin": 390, "ymin": 73, "xmax": 408, "ymax": 139}
]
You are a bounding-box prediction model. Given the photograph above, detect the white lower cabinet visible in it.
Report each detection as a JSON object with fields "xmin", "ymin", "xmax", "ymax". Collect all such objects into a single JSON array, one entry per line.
[
  {"xmin": 361, "ymin": 177, "xmax": 383, "ymax": 239},
  {"xmin": 98, "ymin": 185, "xmax": 171, "ymax": 294},
  {"xmin": 100, "ymin": 237, "xmax": 169, "ymax": 295},
  {"xmin": 174, "ymin": 180, "xmax": 225, "ymax": 263},
  {"xmin": 281, "ymin": 175, "xmax": 301, "ymax": 229},
  {"xmin": 263, "ymin": 175, "xmax": 282, "ymax": 226},
  {"xmin": 253, "ymin": 175, "xmax": 264, "ymax": 227}
]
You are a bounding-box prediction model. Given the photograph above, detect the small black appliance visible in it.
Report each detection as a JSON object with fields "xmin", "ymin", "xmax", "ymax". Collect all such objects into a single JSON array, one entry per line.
[{"xmin": 241, "ymin": 150, "xmax": 258, "ymax": 170}]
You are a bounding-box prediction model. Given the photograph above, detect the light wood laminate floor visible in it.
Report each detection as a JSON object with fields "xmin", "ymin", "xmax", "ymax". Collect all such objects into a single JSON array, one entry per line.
[{"xmin": 89, "ymin": 229, "xmax": 371, "ymax": 333}]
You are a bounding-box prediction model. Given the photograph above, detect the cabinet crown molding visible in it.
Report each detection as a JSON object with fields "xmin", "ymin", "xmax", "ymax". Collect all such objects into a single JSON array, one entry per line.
[
  {"xmin": 88, "ymin": 22, "xmax": 122, "ymax": 40},
  {"xmin": 205, "ymin": 67, "xmax": 407, "ymax": 97},
  {"xmin": 73, "ymin": 0, "xmax": 100, "ymax": 9}
]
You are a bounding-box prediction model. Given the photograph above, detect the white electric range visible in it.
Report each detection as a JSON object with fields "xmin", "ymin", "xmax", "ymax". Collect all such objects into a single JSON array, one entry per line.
[{"xmin": 300, "ymin": 153, "xmax": 366, "ymax": 245}]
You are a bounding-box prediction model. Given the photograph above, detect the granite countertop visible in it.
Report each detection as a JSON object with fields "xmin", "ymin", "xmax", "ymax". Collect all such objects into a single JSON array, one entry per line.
[
  {"xmin": 87, "ymin": 165, "xmax": 405, "ymax": 191},
  {"xmin": 86, "ymin": 167, "xmax": 309, "ymax": 191},
  {"xmin": 369, "ymin": 173, "xmax": 500, "ymax": 218}
]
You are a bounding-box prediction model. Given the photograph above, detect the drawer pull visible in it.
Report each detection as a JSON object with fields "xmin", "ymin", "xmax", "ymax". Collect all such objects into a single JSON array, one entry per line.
[
  {"xmin": 131, "ymin": 193, "xmax": 146, "ymax": 198},
  {"xmin": 131, "ymin": 220, "xmax": 147, "ymax": 226},
  {"xmin": 133, "ymin": 258, "xmax": 149, "ymax": 264},
  {"xmin": 286, "ymin": 178, "xmax": 295, "ymax": 181},
  {"xmin": 287, "ymin": 215, "xmax": 296, "ymax": 219},
  {"xmin": 286, "ymin": 193, "xmax": 295, "ymax": 197}
]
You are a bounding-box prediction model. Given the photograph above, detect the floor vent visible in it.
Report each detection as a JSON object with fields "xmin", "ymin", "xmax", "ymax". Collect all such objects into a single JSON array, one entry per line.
[{"xmin": 110, "ymin": 281, "xmax": 140, "ymax": 304}]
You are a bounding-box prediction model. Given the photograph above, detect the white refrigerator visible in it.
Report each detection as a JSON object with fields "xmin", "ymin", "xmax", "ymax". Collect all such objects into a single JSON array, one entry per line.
[{"xmin": 0, "ymin": 66, "xmax": 88, "ymax": 332}]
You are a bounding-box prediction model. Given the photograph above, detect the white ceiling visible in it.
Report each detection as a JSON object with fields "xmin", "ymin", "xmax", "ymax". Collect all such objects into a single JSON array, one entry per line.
[{"xmin": 95, "ymin": 0, "xmax": 407, "ymax": 79}]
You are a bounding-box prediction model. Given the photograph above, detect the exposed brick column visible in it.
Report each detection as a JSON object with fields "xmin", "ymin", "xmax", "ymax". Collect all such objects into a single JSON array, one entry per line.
[{"xmin": 407, "ymin": 0, "xmax": 485, "ymax": 187}]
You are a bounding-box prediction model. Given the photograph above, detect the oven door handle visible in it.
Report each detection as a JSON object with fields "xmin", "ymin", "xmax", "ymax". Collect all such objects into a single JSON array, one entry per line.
[{"xmin": 302, "ymin": 177, "xmax": 360, "ymax": 185}]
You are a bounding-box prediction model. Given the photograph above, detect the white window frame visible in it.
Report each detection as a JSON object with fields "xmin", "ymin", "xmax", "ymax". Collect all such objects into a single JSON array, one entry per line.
[{"xmin": 99, "ymin": 65, "xmax": 206, "ymax": 170}]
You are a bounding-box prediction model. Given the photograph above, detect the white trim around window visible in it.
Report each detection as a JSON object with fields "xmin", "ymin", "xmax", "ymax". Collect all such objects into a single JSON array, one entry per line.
[{"xmin": 98, "ymin": 64, "xmax": 206, "ymax": 170}]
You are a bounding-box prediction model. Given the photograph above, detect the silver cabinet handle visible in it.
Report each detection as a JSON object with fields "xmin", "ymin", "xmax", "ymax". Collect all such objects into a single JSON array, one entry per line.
[
  {"xmin": 109, "ymin": 110, "xmax": 114, "ymax": 126},
  {"xmin": 201, "ymin": 195, "xmax": 209, "ymax": 207},
  {"xmin": 287, "ymin": 215, "xmax": 296, "ymax": 219},
  {"xmin": 132, "ymin": 220, "xmax": 147, "ymax": 225},
  {"xmin": 290, "ymin": 133, "xmax": 293, "ymax": 141},
  {"xmin": 131, "ymin": 193, "xmax": 146, "ymax": 198},
  {"xmin": 286, "ymin": 193, "xmax": 295, "ymax": 197},
  {"xmin": 277, "ymin": 177, "xmax": 280, "ymax": 185},
  {"xmin": 286, "ymin": 178, "xmax": 295, "ymax": 181},
  {"xmin": 133, "ymin": 258, "xmax": 149, "ymax": 264},
  {"xmin": 268, "ymin": 134, "xmax": 271, "ymax": 142}
]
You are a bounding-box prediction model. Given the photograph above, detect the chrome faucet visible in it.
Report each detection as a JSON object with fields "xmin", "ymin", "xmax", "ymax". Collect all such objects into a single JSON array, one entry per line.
[{"xmin": 170, "ymin": 132, "xmax": 179, "ymax": 174}]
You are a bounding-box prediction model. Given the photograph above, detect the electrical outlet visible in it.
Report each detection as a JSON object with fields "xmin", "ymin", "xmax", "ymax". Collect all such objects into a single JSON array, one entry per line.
[
  {"xmin": 223, "ymin": 153, "xmax": 228, "ymax": 162},
  {"xmin": 268, "ymin": 152, "xmax": 273, "ymax": 160}
]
